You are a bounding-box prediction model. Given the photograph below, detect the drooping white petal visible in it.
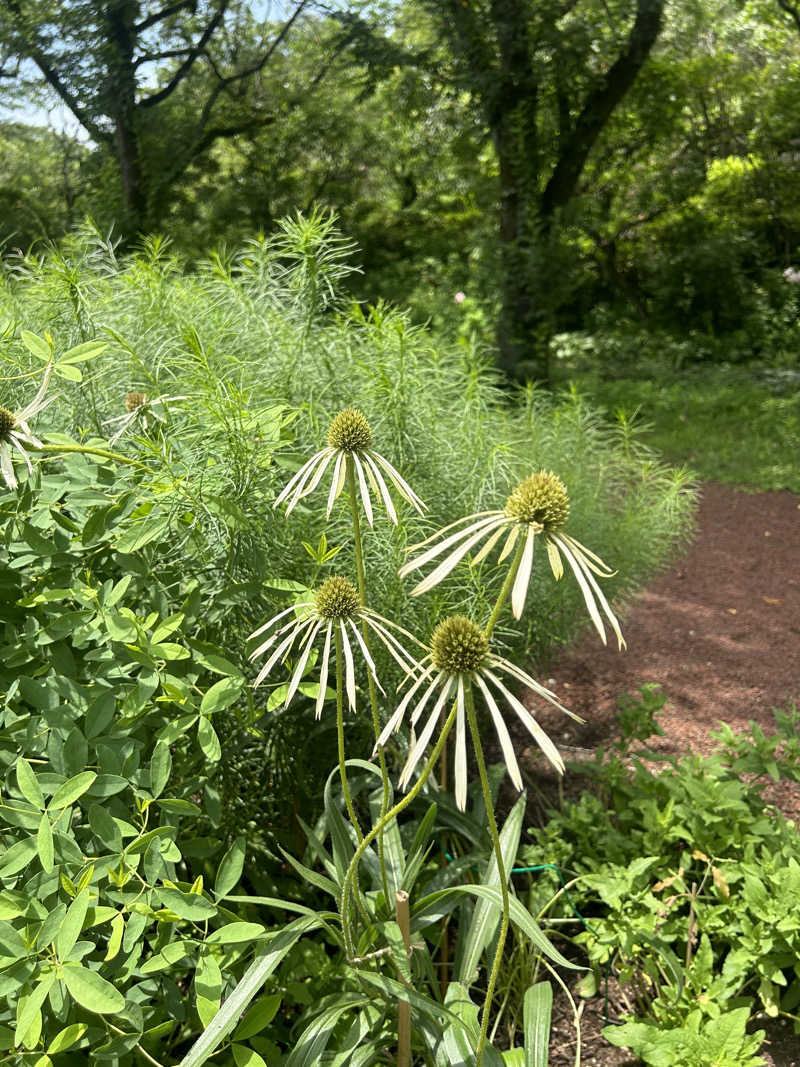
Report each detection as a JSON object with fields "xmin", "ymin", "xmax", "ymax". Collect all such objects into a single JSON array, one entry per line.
[
  {"xmin": 274, "ymin": 448, "xmax": 330, "ymax": 507},
  {"xmin": 546, "ymin": 537, "xmax": 564, "ymax": 580},
  {"xmin": 249, "ymin": 602, "xmax": 314, "ymax": 642},
  {"xmin": 487, "ymin": 655, "xmax": 577, "ymax": 719},
  {"xmin": 347, "ymin": 619, "xmax": 386, "ymax": 695},
  {"xmin": 16, "ymin": 362, "xmax": 53, "ymax": 421},
  {"xmin": 315, "ymin": 622, "xmax": 333, "ymax": 718},
  {"xmin": 560, "ymin": 533, "xmax": 616, "ymax": 576},
  {"xmin": 362, "ymin": 615, "xmax": 423, "ymax": 675},
  {"xmin": 474, "ymin": 673, "xmax": 523, "ymax": 792},
  {"xmin": 368, "ymin": 450, "xmax": 426, "ymax": 514},
  {"xmin": 483, "ymin": 669, "xmax": 565, "ymax": 775},
  {"xmin": 337, "ymin": 620, "xmax": 357, "ymax": 710},
  {"xmin": 285, "ymin": 619, "xmax": 324, "ymax": 707},
  {"xmin": 497, "ymin": 522, "xmax": 521, "ymax": 563},
  {"xmin": 0, "ymin": 442, "xmax": 18, "ymax": 490},
  {"xmin": 10, "ymin": 435, "xmax": 33, "ymax": 475},
  {"xmin": 554, "ymin": 535, "xmax": 625, "ymax": 649},
  {"xmin": 553, "ymin": 537, "xmax": 607, "ymax": 645},
  {"xmin": 470, "ymin": 523, "xmax": 507, "ymax": 566},
  {"xmin": 326, "ymin": 451, "xmax": 347, "ymax": 518},
  {"xmin": 249, "ymin": 613, "xmax": 309, "ymax": 660},
  {"xmin": 375, "ymin": 668, "xmax": 435, "ymax": 750},
  {"xmin": 351, "ymin": 452, "xmax": 374, "ymax": 527},
  {"xmin": 361, "ymin": 452, "xmax": 397, "ymax": 523},
  {"xmin": 399, "ymin": 677, "xmax": 454, "ymax": 790},
  {"xmin": 297, "ymin": 447, "xmax": 339, "ymax": 500},
  {"xmin": 411, "ymin": 519, "xmax": 508, "ymax": 597},
  {"xmin": 511, "ymin": 524, "xmax": 536, "ymax": 619},
  {"xmin": 406, "ymin": 511, "xmax": 500, "ymax": 553},
  {"xmin": 253, "ymin": 617, "xmax": 314, "ymax": 687},
  {"xmin": 454, "ymin": 677, "xmax": 468, "ymax": 811},
  {"xmin": 399, "ymin": 514, "xmax": 505, "ymax": 578}
]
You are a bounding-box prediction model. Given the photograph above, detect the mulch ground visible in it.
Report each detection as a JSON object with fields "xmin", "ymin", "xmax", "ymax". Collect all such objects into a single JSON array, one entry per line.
[{"xmin": 518, "ymin": 482, "xmax": 800, "ymax": 1066}]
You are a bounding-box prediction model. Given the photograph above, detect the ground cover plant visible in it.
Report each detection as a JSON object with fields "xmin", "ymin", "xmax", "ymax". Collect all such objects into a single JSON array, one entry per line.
[
  {"xmin": 519, "ymin": 687, "xmax": 800, "ymax": 1065},
  {"xmin": 0, "ymin": 216, "xmax": 698, "ymax": 1063}
]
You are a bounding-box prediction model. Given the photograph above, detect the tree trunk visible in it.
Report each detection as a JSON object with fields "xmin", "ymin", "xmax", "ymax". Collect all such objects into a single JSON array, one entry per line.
[{"xmin": 105, "ymin": 2, "xmax": 148, "ymax": 238}]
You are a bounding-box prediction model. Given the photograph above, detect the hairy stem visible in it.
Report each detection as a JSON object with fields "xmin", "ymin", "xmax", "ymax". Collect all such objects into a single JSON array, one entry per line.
[
  {"xmin": 465, "ymin": 683, "xmax": 509, "ymax": 1066},
  {"xmin": 335, "ymin": 626, "xmax": 363, "ymax": 843},
  {"xmin": 341, "ymin": 704, "xmax": 457, "ymax": 959},
  {"xmin": 346, "ymin": 460, "xmax": 391, "ymax": 903},
  {"xmin": 484, "ymin": 535, "xmax": 527, "ymax": 638}
]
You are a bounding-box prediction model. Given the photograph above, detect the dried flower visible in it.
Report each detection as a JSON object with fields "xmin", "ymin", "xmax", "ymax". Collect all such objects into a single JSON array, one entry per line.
[
  {"xmin": 377, "ymin": 615, "xmax": 576, "ymax": 810},
  {"xmin": 400, "ymin": 470, "xmax": 625, "ymax": 648},
  {"xmin": 273, "ymin": 408, "xmax": 426, "ymax": 525},
  {"xmin": 0, "ymin": 365, "xmax": 54, "ymax": 490},
  {"xmin": 102, "ymin": 392, "xmax": 186, "ymax": 445}
]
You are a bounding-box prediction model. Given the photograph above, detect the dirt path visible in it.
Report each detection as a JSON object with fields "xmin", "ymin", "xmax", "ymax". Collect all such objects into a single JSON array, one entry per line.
[
  {"xmin": 541, "ymin": 482, "xmax": 799, "ymax": 775},
  {"xmin": 523, "ymin": 483, "xmax": 800, "ymax": 1066}
]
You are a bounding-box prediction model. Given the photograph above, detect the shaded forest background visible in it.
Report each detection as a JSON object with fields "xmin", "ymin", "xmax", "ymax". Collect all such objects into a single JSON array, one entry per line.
[{"xmin": 1, "ymin": 0, "xmax": 800, "ymax": 382}]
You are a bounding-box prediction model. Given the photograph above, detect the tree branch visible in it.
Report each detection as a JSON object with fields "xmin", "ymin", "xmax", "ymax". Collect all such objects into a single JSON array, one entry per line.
[
  {"xmin": 776, "ymin": 0, "xmax": 800, "ymax": 33},
  {"xmin": 139, "ymin": 0, "xmax": 230, "ymax": 109},
  {"xmin": 541, "ymin": 0, "xmax": 665, "ymax": 218},
  {"xmin": 135, "ymin": 1, "xmax": 197, "ymax": 34}
]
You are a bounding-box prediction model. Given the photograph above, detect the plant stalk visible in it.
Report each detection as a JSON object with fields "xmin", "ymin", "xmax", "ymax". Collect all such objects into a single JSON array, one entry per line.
[
  {"xmin": 465, "ymin": 683, "xmax": 509, "ymax": 1067},
  {"xmin": 341, "ymin": 704, "xmax": 457, "ymax": 959},
  {"xmin": 395, "ymin": 890, "xmax": 412, "ymax": 1067},
  {"xmin": 335, "ymin": 626, "xmax": 363, "ymax": 843},
  {"xmin": 484, "ymin": 534, "xmax": 527, "ymax": 638},
  {"xmin": 32, "ymin": 442, "xmax": 144, "ymax": 468}
]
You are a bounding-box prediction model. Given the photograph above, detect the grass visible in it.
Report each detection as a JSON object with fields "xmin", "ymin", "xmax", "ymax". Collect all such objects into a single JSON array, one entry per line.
[{"xmin": 554, "ymin": 360, "xmax": 800, "ymax": 494}]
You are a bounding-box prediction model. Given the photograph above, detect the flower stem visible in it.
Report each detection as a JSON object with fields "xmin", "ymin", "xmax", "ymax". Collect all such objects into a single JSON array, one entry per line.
[
  {"xmin": 334, "ymin": 626, "xmax": 363, "ymax": 843},
  {"xmin": 341, "ymin": 704, "xmax": 457, "ymax": 959},
  {"xmin": 465, "ymin": 682, "xmax": 509, "ymax": 1067},
  {"xmin": 484, "ymin": 534, "xmax": 527, "ymax": 639},
  {"xmin": 346, "ymin": 460, "xmax": 391, "ymax": 904},
  {"xmin": 32, "ymin": 442, "xmax": 145, "ymax": 469}
]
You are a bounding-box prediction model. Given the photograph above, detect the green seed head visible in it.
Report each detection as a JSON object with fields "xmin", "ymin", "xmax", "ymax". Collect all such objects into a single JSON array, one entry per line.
[
  {"xmin": 315, "ymin": 576, "xmax": 361, "ymax": 619},
  {"xmin": 430, "ymin": 615, "xmax": 488, "ymax": 674},
  {"xmin": 126, "ymin": 392, "xmax": 147, "ymax": 413},
  {"xmin": 504, "ymin": 470, "xmax": 570, "ymax": 529},
  {"xmin": 327, "ymin": 408, "xmax": 372, "ymax": 452},
  {"xmin": 0, "ymin": 406, "xmax": 15, "ymax": 442}
]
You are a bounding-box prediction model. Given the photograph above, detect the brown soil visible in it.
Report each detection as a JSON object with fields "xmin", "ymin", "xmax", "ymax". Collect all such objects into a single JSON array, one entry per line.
[{"xmin": 520, "ymin": 482, "xmax": 800, "ymax": 1066}]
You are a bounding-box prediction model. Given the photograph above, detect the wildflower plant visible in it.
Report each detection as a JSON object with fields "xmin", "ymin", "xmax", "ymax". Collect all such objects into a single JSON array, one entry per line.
[
  {"xmin": 0, "ymin": 363, "xmax": 53, "ymax": 488},
  {"xmin": 102, "ymin": 389, "xmax": 186, "ymax": 445}
]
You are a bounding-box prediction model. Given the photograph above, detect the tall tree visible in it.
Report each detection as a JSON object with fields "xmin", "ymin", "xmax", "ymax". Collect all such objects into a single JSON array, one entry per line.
[
  {"xmin": 423, "ymin": 0, "xmax": 665, "ymax": 381},
  {"xmin": 1, "ymin": 1, "xmax": 355, "ymax": 237}
]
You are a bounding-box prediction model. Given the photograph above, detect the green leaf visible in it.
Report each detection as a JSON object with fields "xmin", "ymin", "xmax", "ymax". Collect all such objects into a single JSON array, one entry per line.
[
  {"xmin": 233, "ymin": 994, "xmax": 281, "ymax": 1041},
  {"xmin": 59, "ymin": 340, "xmax": 107, "ymax": 364},
  {"xmin": 200, "ymin": 676, "xmax": 243, "ymax": 716},
  {"xmin": 207, "ymin": 922, "xmax": 267, "ymax": 944},
  {"xmin": 62, "ymin": 963, "xmax": 125, "ymax": 1014},
  {"xmin": 16, "ymin": 759, "xmax": 45, "ymax": 810},
  {"xmin": 15, "ymin": 974, "xmax": 56, "ymax": 1048},
  {"xmin": 49, "ymin": 772, "xmax": 97, "ymax": 810},
  {"xmin": 456, "ymin": 793, "xmax": 525, "ymax": 983},
  {"xmin": 524, "ymin": 983, "xmax": 553, "ymax": 1067},
  {"xmin": 158, "ymin": 888, "xmax": 216, "ymax": 921},
  {"xmin": 178, "ymin": 915, "xmax": 323, "ymax": 1067},
  {"xmin": 37, "ymin": 814, "xmax": 54, "ymax": 873},
  {"xmin": 88, "ymin": 804, "xmax": 123, "ymax": 852},
  {"xmin": 232, "ymin": 1046, "xmax": 267, "ymax": 1067},
  {"xmin": 285, "ymin": 997, "xmax": 367, "ymax": 1067},
  {"xmin": 56, "ymin": 890, "xmax": 89, "ymax": 961},
  {"xmin": 0, "ymin": 838, "xmax": 37, "ymax": 878},
  {"xmin": 53, "ymin": 362, "xmax": 83, "ymax": 382},
  {"xmin": 140, "ymin": 940, "xmax": 193, "ymax": 974},
  {"xmin": 21, "ymin": 330, "xmax": 52, "ymax": 362},
  {"xmin": 125, "ymin": 826, "xmax": 177, "ymax": 855},
  {"xmin": 150, "ymin": 743, "xmax": 172, "ymax": 798},
  {"xmin": 214, "ymin": 835, "xmax": 246, "ymax": 899},
  {"xmin": 197, "ymin": 717, "xmax": 221, "ymax": 762},
  {"xmin": 47, "ymin": 1022, "xmax": 89, "ymax": 1053}
]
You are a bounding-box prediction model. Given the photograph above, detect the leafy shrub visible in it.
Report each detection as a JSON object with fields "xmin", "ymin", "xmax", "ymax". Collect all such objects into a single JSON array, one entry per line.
[{"xmin": 521, "ymin": 688, "xmax": 800, "ymax": 1065}]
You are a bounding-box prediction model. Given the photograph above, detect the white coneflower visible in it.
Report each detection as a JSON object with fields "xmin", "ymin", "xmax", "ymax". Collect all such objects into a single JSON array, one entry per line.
[
  {"xmin": 0, "ymin": 365, "xmax": 54, "ymax": 490},
  {"xmin": 249, "ymin": 576, "xmax": 423, "ymax": 716},
  {"xmin": 376, "ymin": 615, "xmax": 577, "ymax": 811},
  {"xmin": 399, "ymin": 470, "xmax": 625, "ymax": 648},
  {"xmin": 273, "ymin": 408, "xmax": 426, "ymax": 525},
  {"xmin": 102, "ymin": 391, "xmax": 186, "ymax": 446}
]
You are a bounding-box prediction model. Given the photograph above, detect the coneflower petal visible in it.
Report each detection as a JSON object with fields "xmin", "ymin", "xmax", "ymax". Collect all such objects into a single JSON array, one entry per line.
[
  {"xmin": 560, "ymin": 533, "xmax": 616, "ymax": 576},
  {"xmin": 511, "ymin": 524, "xmax": 536, "ymax": 619},
  {"xmin": 297, "ymin": 447, "xmax": 338, "ymax": 500},
  {"xmin": 339, "ymin": 620, "xmax": 358, "ymax": 709},
  {"xmin": 406, "ymin": 511, "xmax": 499, "ymax": 553},
  {"xmin": 369, "ymin": 451, "xmax": 426, "ymax": 514},
  {"xmin": 0, "ymin": 442, "xmax": 18, "ymax": 490},
  {"xmin": 399, "ymin": 677, "xmax": 454, "ymax": 790},
  {"xmin": 17, "ymin": 363, "xmax": 53, "ymax": 421},
  {"xmin": 497, "ymin": 522, "xmax": 521, "ymax": 563},
  {"xmin": 10, "ymin": 436, "xmax": 33, "ymax": 475},
  {"xmin": 399, "ymin": 514, "xmax": 505, "ymax": 578},
  {"xmin": 484, "ymin": 670, "xmax": 565, "ymax": 775},
  {"xmin": 487, "ymin": 656, "xmax": 576, "ymax": 718},
  {"xmin": 285, "ymin": 620, "xmax": 324, "ymax": 707},
  {"xmin": 325, "ymin": 452, "xmax": 347, "ymax": 518},
  {"xmin": 249, "ymin": 602, "xmax": 313, "ymax": 642},
  {"xmin": 454, "ymin": 677, "xmax": 468, "ymax": 810},
  {"xmin": 474, "ymin": 673, "xmax": 523, "ymax": 793},
  {"xmin": 315, "ymin": 622, "xmax": 333, "ymax": 718},
  {"xmin": 274, "ymin": 448, "xmax": 329, "ymax": 507},
  {"xmin": 362, "ymin": 616, "xmax": 423, "ymax": 676},
  {"xmin": 546, "ymin": 537, "xmax": 564, "ymax": 580},
  {"xmin": 470, "ymin": 524, "xmax": 507, "ymax": 566},
  {"xmin": 253, "ymin": 617, "xmax": 314, "ymax": 686},
  {"xmin": 411, "ymin": 520, "xmax": 507, "ymax": 596},
  {"xmin": 375, "ymin": 668, "xmax": 434, "ymax": 749},
  {"xmin": 347, "ymin": 620, "xmax": 386, "ymax": 696},
  {"xmin": 351, "ymin": 453, "xmax": 374, "ymax": 527},
  {"xmin": 361, "ymin": 452, "xmax": 397, "ymax": 524},
  {"xmin": 249, "ymin": 612, "xmax": 309, "ymax": 661}
]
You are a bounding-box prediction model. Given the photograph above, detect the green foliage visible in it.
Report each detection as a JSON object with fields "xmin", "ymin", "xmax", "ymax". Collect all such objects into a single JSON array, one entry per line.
[{"xmin": 521, "ymin": 689, "xmax": 800, "ymax": 1065}]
